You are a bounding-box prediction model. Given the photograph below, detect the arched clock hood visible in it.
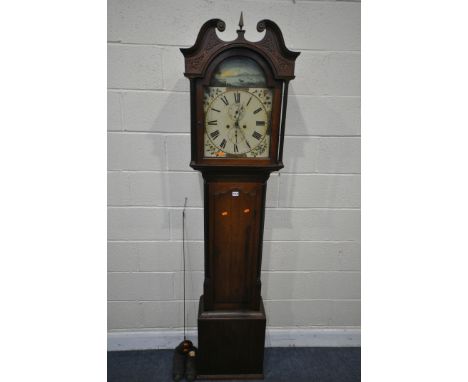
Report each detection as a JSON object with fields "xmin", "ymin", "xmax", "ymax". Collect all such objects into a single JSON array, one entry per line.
[
  {"xmin": 180, "ymin": 17, "xmax": 300, "ymax": 80},
  {"xmin": 181, "ymin": 15, "xmax": 300, "ymax": 172}
]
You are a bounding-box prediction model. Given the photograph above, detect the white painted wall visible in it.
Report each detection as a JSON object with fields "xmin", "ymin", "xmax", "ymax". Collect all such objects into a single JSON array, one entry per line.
[{"xmin": 108, "ymin": 0, "xmax": 360, "ymax": 344}]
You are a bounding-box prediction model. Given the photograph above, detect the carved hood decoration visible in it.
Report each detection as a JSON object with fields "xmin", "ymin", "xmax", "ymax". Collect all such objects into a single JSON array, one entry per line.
[{"xmin": 180, "ymin": 18, "xmax": 300, "ymax": 80}]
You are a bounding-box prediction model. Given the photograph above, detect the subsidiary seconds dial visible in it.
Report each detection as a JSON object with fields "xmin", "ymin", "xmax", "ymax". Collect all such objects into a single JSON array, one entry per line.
[{"xmin": 205, "ymin": 89, "xmax": 269, "ymax": 156}]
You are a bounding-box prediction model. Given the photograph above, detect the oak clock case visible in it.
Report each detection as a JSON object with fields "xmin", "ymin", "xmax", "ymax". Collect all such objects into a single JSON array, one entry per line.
[{"xmin": 181, "ymin": 17, "xmax": 299, "ymax": 379}]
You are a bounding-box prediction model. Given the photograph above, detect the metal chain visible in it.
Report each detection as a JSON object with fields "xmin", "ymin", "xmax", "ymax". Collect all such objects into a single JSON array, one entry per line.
[{"xmin": 182, "ymin": 197, "xmax": 188, "ymax": 340}]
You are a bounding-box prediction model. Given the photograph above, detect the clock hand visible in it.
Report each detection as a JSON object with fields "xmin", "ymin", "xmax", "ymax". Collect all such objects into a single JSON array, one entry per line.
[
  {"xmin": 233, "ymin": 116, "xmax": 248, "ymax": 145},
  {"xmin": 237, "ymin": 123, "xmax": 249, "ymax": 144},
  {"xmin": 238, "ymin": 103, "xmax": 246, "ymax": 121},
  {"xmin": 235, "ymin": 105, "xmax": 246, "ymax": 129},
  {"xmin": 234, "ymin": 113, "xmax": 241, "ymax": 128}
]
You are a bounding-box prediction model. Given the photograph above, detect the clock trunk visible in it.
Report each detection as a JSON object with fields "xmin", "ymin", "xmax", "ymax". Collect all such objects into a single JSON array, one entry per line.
[{"xmin": 203, "ymin": 176, "xmax": 267, "ymax": 311}]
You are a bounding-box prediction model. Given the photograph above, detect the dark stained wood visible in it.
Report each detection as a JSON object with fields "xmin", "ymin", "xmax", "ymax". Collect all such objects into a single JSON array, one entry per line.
[
  {"xmin": 197, "ymin": 296, "xmax": 266, "ymax": 379},
  {"xmin": 204, "ymin": 178, "xmax": 266, "ymax": 311},
  {"xmin": 180, "ymin": 17, "xmax": 299, "ymax": 379},
  {"xmin": 200, "ymin": 171, "xmax": 269, "ymax": 314},
  {"xmin": 180, "ymin": 19, "xmax": 299, "ymax": 80}
]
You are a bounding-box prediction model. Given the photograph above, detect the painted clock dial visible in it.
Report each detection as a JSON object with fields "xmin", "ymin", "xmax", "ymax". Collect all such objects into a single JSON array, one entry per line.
[
  {"xmin": 203, "ymin": 56, "xmax": 272, "ymax": 158},
  {"xmin": 204, "ymin": 87, "xmax": 272, "ymax": 158}
]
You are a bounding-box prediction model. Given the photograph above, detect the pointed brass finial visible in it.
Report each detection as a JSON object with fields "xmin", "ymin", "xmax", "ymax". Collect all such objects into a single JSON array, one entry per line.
[{"xmin": 238, "ymin": 12, "xmax": 244, "ymax": 31}]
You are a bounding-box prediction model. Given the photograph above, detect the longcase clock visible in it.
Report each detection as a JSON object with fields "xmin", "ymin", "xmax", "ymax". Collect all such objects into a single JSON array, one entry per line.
[{"xmin": 181, "ymin": 14, "xmax": 299, "ymax": 379}]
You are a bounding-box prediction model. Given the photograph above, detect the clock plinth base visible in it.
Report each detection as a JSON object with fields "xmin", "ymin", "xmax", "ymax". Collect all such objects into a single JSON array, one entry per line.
[{"xmin": 197, "ymin": 296, "xmax": 266, "ymax": 379}]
